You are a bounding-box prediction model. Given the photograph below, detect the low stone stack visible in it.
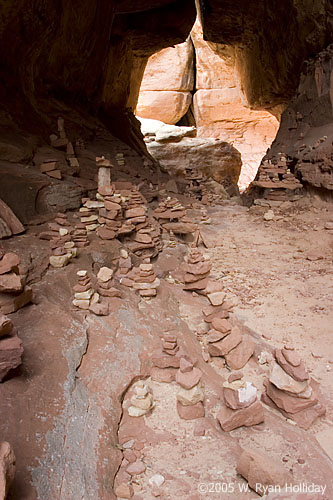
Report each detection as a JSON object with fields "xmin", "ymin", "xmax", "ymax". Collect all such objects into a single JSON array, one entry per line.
[
  {"xmin": 116, "ymin": 249, "xmax": 133, "ymax": 282},
  {"xmin": 115, "ymin": 152, "xmax": 125, "ymax": 167},
  {"xmin": 128, "ymin": 380, "xmax": 154, "ymax": 417},
  {"xmin": 66, "ymin": 142, "xmax": 80, "ymax": 174},
  {"xmin": 49, "ymin": 225, "xmax": 76, "ymax": 268},
  {"xmin": 120, "ymin": 187, "xmax": 147, "ymax": 239},
  {"xmin": 72, "ymin": 223, "xmax": 89, "ymax": 248},
  {"xmin": 200, "ymin": 209, "xmax": 211, "ymax": 225},
  {"xmin": 182, "ymin": 248, "xmax": 211, "ymax": 292},
  {"xmin": 262, "ymin": 346, "xmax": 326, "ymax": 429},
  {"xmin": 97, "ymin": 189, "xmax": 123, "ymax": 240},
  {"xmin": 131, "ymin": 261, "xmax": 160, "ymax": 298},
  {"xmin": 40, "ymin": 159, "xmax": 62, "ymax": 180},
  {"xmin": 80, "ymin": 199, "xmax": 101, "ymax": 233},
  {"xmin": 72, "ymin": 270, "xmax": 97, "ymax": 310},
  {"xmin": 153, "ymin": 197, "xmax": 196, "ymax": 235},
  {"xmin": 50, "ymin": 116, "xmax": 69, "ymax": 149},
  {"xmin": 96, "ymin": 267, "xmax": 121, "ymax": 299},
  {"xmin": 0, "ymin": 313, "xmax": 23, "ymax": 381},
  {"xmin": 151, "ymin": 333, "xmax": 182, "ymax": 383},
  {"xmin": 217, "ymin": 372, "xmax": 264, "ymax": 431},
  {"xmin": 176, "ymin": 357, "xmax": 205, "ymax": 420},
  {"xmin": 0, "ymin": 250, "xmax": 32, "ymax": 314}
]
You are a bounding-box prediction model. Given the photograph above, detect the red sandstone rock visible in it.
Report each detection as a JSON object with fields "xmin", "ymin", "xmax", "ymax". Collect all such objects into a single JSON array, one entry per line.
[
  {"xmin": 274, "ymin": 348, "xmax": 309, "ymax": 382},
  {"xmin": 206, "ymin": 329, "xmax": 229, "ymax": 343},
  {"xmin": 0, "ymin": 331, "xmax": 23, "ymax": 381},
  {"xmin": 211, "ymin": 317, "xmax": 232, "ymax": 333},
  {"xmin": 217, "ymin": 401, "xmax": 264, "ymax": 431},
  {"xmin": 97, "ymin": 227, "xmax": 116, "ymax": 240},
  {"xmin": 207, "ymin": 327, "xmax": 242, "ymax": 357},
  {"xmin": 282, "ymin": 346, "xmax": 301, "ymax": 366},
  {"xmin": 176, "ymin": 366, "xmax": 202, "ymax": 389},
  {"xmin": 0, "ymin": 288, "xmax": 32, "ymax": 314},
  {"xmin": 0, "ymin": 315, "xmax": 13, "ymax": 337},
  {"xmin": 126, "ymin": 460, "xmax": 146, "ymax": 476},
  {"xmin": 0, "ymin": 254, "xmax": 20, "ymax": 275},
  {"xmin": 228, "ymin": 371, "xmax": 243, "ymax": 383},
  {"xmin": 0, "ymin": 442, "xmax": 15, "ymax": 500},
  {"xmin": 0, "ymin": 273, "xmax": 23, "ymax": 293},
  {"xmin": 114, "ymin": 482, "xmax": 134, "ymax": 498},
  {"xmin": 150, "ymin": 366, "xmax": 177, "ymax": 383},
  {"xmin": 179, "ymin": 357, "xmax": 193, "ymax": 373},
  {"xmin": 225, "ymin": 336, "xmax": 255, "ymax": 370},
  {"xmin": 89, "ymin": 303, "xmax": 109, "ymax": 316},
  {"xmin": 152, "ymin": 351, "xmax": 180, "ymax": 369},
  {"xmin": 264, "ymin": 380, "xmax": 318, "ymax": 414},
  {"xmin": 236, "ymin": 448, "xmax": 292, "ymax": 496},
  {"xmin": 177, "ymin": 401, "xmax": 205, "ymax": 420}
]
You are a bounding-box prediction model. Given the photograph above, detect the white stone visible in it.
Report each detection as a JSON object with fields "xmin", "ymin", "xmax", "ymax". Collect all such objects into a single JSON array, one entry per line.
[
  {"xmin": 149, "ymin": 474, "xmax": 165, "ymax": 487},
  {"xmin": 77, "ymin": 270, "xmax": 87, "ymax": 277},
  {"xmin": 59, "ymin": 228, "xmax": 68, "ymax": 236},
  {"xmin": 49, "ymin": 254, "xmax": 71, "ymax": 268},
  {"xmin": 263, "ymin": 210, "xmax": 275, "ymax": 221},
  {"xmin": 177, "ymin": 383, "xmax": 204, "ymax": 406}
]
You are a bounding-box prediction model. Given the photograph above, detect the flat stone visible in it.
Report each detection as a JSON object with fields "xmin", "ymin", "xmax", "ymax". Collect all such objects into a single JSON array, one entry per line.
[
  {"xmin": 114, "ymin": 483, "xmax": 134, "ymax": 499},
  {"xmin": 89, "ymin": 303, "xmax": 109, "ymax": 316},
  {"xmin": 281, "ymin": 346, "xmax": 301, "ymax": 366},
  {"xmin": 97, "ymin": 266, "xmax": 113, "ymax": 283},
  {"xmin": 152, "ymin": 351, "xmax": 180, "ymax": 369},
  {"xmin": 49, "ymin": 254, "xmax": 71, "ymax": 268},
  {"xmin": 72, "ymin": 298, "xmax": 90, "ymax": 310},
  {"xmin": 126, "ymin": 460, "xmax": 146, "ymax": 476},
  {"xmin": 0, "ymin": 315, "xmax": 13, "ymax": 337},
  {"xmin": 225, "ymin": 336, "xmax": 255, "ymax": 370},
  {"xmin": 207, "ymin": 291, "xmax": 225, "ymax": 306},
  {"xmin": 0, "ymin": 253, "xmax": 20, "ymax": 275},
  {"xmin": 211, "ymin": 318, "xmax": 232, "ymax": 333},
  {"xmin": 206, "ymin": 329, "xmax": 230, "ymax": 343},
  {"xmin": 183, "ymin": 277, "xmax": 209, "ymax": 291},
  {"xmin": 176, "ymin": 367, "xmax": 202, "ymax": 389},
  {"xmin": 97, "ymin": 227, "xmax": 116, "ymax": 240},
  {"xmin": 179, "ymin": 357, "xmax": 193, "ymax": 373},
  {"xmin": 264, "ymin": 380, "xmax": 318, "ymax": 414},
  {"xmin": 0, "ymin": 273, "xmax": 23, "ymax": 293},
  {"xmin": 177, "ymin": 384, "xmax": 204, "ymax": 406},
  {"xmin": 269, "ymin": 362, "xmax": 310, "ymax": 394},
  {"xmin": 275, "ymin": 349, "xmax": 309, "ymax": 382},
  {"xmin": 133, "ymin": 278, "xmax": 160, "ymax": 290},
  {"xmin": 0, "ymin": 288, "xmax": 32, "ymax": 314},
  {"xmin": 150, "ymin": 366, "xmax": 177, "ymax": 383},
  {"xmin": 177, "ymin": 401, "xmax": 205, "ymax": 420},
  {"xmin": 217, "ymin": 401, "xmax": 264, "ymax": 432},
  {"xmin": 207, "ymin": 327, "xmax": 242, "ymax": 357},
  {"xmin": 184, "ymin": 261, "xmax": 211, "ymax": 275},
  {"xmin": 125, "ymin": 208, "xmax": 146, "ymax": 218}
]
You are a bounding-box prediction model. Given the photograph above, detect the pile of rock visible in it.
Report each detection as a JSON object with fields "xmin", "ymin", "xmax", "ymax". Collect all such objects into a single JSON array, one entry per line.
[
  {"xmin": 50, "ymin": 117, "xmax": 69, "ymax": 149},
  {"xmin": 176, "ymin": 357, "xmax": 205, "ymax": 420},
  {"xmin": 96, "ymin": 267, "xmax": 121, "ymax": 299},
  {"xmin": 0, "ymin": 249, "xmax": 32, "ymax": 314},
  {"xmin": 49, "ymin": 214, "xmax": 77, "ymax": 268},
  {"xmin": 116, "ymin": 249, "xmax": 133, "ymax": 282},
  {"xmin": 182, "ymin": 248, "xmax": 211, "ymax": 292},
  {"xmin": 72, "ymin": 223, "xmax": 89, "ymax": 248},
  {"xmin": 153, "ymin": 197, "xmax": 196, "ymax": 235},
  {"xmin": 128, "ymin": 261, "xmax": 160, "ymax": 298},
  {"xmin": 206, "ymin": 318, "xmax": 255, "ymax": 370},
  {"xmin": 72, "ymin": 270, "xmax": 97, "ymax": 310},
  {"xmin": 40, "ymin": 159, "xmax": 62, "ymax": 180},
  {"xmin": 253, "ymin": 154, "xmax": 303, "ymax": 201},
  {"xmin": 97, "ymin": 188, "xmax": 123, "ymax": 240},
  {"xmin": 262, "ymin": 346, "xmax": 326, "ymax": 429},
  {"xmin": 66, "ymin": 141, "xmax": 80, "ymax": 174},
  {"xmin": 0, "ymin": 313, "xmax": 23, "ymax": 381},
  {"xmin": 128, "ymin": 380, "xmax": 154, "ymax": 417},
  {"xmin": 80, "ymin": 199, "xmax": 102, "ymax": 233},
  {"xmin": 217, "ymin": 372, "xmax": 264, "ymax": 431},
  {"xmin": 115, "ymin": 152, "xmax": 125, "ymax": 167},
  {"xmin": 151, "ymin": 333, "xmax": 182, "ymax": 382}
]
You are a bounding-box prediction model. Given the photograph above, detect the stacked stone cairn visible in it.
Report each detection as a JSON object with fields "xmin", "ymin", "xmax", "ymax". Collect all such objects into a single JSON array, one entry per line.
[
  {"xmin": 206, "ymin": 318, "xmax": 255, "ymax": 370},
  {"xmin": 96, "ymin": 267, "xmax": 121, "ymax": 299},
  {"xmin": 115, "ymin": 152, "xmax": 125, "ymax": 167},
  {"xmin": 153, "ymin": 197, "xmax": 196, "ymax": 236},
  {"xmin": 128, "ymin": 380, "xmax": 154, "ymax": 417},
  {"xmin": 126, "ymin": 260, "xmax": 160, "ymax": 298},
  {"xmin": 72, "ymin": 270, "xmax": 98, "ymax": 310},
  {"xmin": 0, "ymin": 248, "xmax": 32, "ymax": 315},
  {"xmin": 66, "ymin": 141, "xmax": 80, "ymax": 174},
  {"xmin": 176, "ymin": 357, "xmax": 205, "ymax": 420},
  {"xmin": 116, "ymin": 249, "xmax": 133, "ymax": 283},
  {"xmin": 151, "ymin": 333, "xmax": 183, "ymax": 383},
  {"xmin": 217, "ymin": 372, "xmax": 264, "ymax": 431},
  {"xmin": 39, "ymin": 158, "xmax": 62, "ymax": 180},
  {"xmin": 0, "ymin": 312, "xmax": 23, "ymax": 382},
  {"xmin": 253, "ymin": 153, "xmax": 303, "ymax": 201},
  {"xmin": 49, "ymin": 213, "xmax": 77, "ymax": 268},
  {"xmin": 72, "ymin": 223, "xmax": 89, "ymax": 248},
  {"xmin": 50, "ymin": 117, "xmax": 69, "ymax": 149},
  {"xmin": 80, "ymin": 198, "xmax": 102, "ymax": 233},
  {"xmin": 182, "ymin": 248, "xmax": 212, "ymax": 293},
  {"xmin": 97, "ymin": 190, "xmax": 123, "ymax": 241},
  {"xmin": 261, "ymin": 346, "xmax": 326, "ymax": 429}
]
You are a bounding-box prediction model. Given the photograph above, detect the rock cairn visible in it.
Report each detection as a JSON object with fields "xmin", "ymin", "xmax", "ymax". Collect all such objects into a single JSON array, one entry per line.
[
  {"xmin": 49, "ymin": 213, "xmax": 77, "ymax": 268},
  {"xmin": 126, "ymin": 260, "xmax": 160, "ymax": 298},
  {"xmin": 116, "ymin": 249, "xmax": 133, "ymax": 283},
  {"xmin": 115, "ymin": 152, "xmax": 125, "ymax": 167},
  {"xmin": 151, "ymin": 333, "xmax": 182, "ymax": 383},
  {"xmin": 176, "ymin": 357, "xmax": 205, "ymax": 420},
  {"xmin": 40, "ymin": 158, "xmax": 62, "ymax": 180},
  {"xmin": 50, "ymin": 116, "xmax": 68, "ymax": 149},
  {"xmin": 72, "ymin": 270, "xmax": 97, "ymax": 310},
  {"xmin": 128, "ymin": 380, "xmax": 154, "ymax": 417},
  {"xmin": 153, "ymin": 197, "xmax": 196, "ymax": 236},
  {"xmin": 0, "ymin": 249, "xmax": 32, "ymax": 314},
  {"xmin": 72, "ymin": 223, "xmax": 89, "ymax": 248},
  {"xmin": 97, "ymin": 188, "xmax": 123, "ymax": 240},
  {"xmin": 0, "ymin": 313, "xmax": 23, "ymax": 382},
  {"xmin": 182, "ymin": 248, "xmax": 211, "ymax": 292},
  {"xmin": 96, "ymin": 267, "xmax": 121, "ymax": 299},
  {"xmin": 206, "ymin": 319, "xmax": 255, "ymax": 370},
  {"xmin": 262, "ymin": 346, "xmax": 326, "ymax": 429},
  {"xmin": 80, "ymin": 199, "xmax": 103, "ymax": 233},
  {"xmin": 66, "ymin": 141, "xmax": 80, "ymax": 175},
  {"xmin": 217, "ymin": 372, "xmax": 264, "ymax": 431},
  {"xmin": 253, "ymin": 154, "xmax": 303, "ymax": 201}
]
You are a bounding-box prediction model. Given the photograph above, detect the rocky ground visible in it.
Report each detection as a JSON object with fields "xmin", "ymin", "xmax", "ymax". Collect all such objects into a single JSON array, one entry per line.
[{"xmin": 0, "ymin": 178, "xmax": 332, "ymax": 500}]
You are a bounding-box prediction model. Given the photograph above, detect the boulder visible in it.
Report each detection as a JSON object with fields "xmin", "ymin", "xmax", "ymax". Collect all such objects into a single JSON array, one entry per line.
[{"xmin": 236, "ymin": 448, "xmax": 292, "ymax": 496}]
